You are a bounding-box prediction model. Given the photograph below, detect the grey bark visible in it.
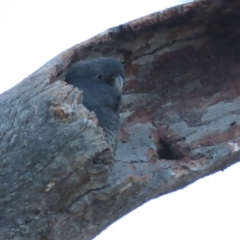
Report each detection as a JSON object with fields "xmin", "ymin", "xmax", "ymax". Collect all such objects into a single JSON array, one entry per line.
[{"xmin": 1, "ymin": 0, "xmax": 240, "ymax": 239}]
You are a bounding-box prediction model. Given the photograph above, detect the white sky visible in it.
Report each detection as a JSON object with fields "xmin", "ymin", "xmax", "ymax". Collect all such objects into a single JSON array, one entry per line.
[{"xmin": 0, "ymin": 1, "xmax": 240, "ymax": 239}]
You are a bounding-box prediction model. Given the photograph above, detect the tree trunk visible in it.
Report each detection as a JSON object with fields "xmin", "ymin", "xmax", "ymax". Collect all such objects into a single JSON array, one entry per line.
[{"xmin": 1, "ymin": 0, "xmax": 240, "ymax": 239}]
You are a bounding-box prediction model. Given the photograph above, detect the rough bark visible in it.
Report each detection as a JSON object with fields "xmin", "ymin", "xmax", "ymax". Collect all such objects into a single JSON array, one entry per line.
[{"xmin": 1, "ymin": 0, "xmax": 240, "ymax": 239}]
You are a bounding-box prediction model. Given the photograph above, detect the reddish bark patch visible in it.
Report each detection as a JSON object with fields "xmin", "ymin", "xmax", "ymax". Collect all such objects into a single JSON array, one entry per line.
[{"xmin": 54, "ymin": 104, "xmax": 69, "ymax": 122}]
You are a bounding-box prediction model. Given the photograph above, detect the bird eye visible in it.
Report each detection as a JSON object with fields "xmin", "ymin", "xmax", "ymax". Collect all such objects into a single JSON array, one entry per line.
[{"xmin": 97, "ymin": 74, "xmax": 103, "ymax": 79}]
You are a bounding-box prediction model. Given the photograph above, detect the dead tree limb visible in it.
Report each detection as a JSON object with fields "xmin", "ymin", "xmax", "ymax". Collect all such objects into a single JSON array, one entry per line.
[{"xmin": 1, "ymin": 0, "xmax": 240, "ymax": 239}]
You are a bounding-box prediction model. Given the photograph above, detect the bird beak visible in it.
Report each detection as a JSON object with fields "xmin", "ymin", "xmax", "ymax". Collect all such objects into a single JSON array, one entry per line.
[{"xmin": 114, "ymin": 76, "xmax": 124, "ymax": 92}]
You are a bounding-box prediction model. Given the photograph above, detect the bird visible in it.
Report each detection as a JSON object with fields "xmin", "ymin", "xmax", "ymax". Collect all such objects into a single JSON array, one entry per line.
[{"xmin": 65, "ymin": 57, "xmax": 124, "ymax": 154}]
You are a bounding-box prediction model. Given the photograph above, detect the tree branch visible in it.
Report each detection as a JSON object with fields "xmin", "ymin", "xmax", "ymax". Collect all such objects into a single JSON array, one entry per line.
[{"xmin": 1, "ymin": 0, "xmax": 240, "ymax": 239}]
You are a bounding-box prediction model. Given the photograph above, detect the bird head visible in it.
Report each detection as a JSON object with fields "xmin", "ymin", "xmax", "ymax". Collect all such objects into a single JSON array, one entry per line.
[{"xmin": 66, "ymin": 57, "xmax": 124, "ymax": 93}]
